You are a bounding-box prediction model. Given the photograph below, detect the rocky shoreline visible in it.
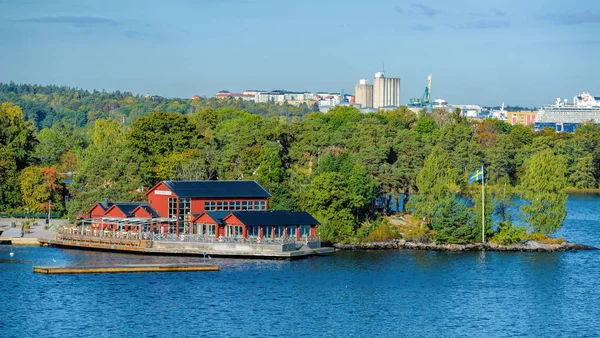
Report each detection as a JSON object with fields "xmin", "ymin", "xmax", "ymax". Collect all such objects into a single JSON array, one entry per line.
[{"xmin": 333, "ymin": 239, "xmax": 598, "ymax": 252}]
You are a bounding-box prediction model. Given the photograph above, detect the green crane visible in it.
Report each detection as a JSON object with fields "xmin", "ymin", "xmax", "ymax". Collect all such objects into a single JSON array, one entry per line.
[{"xmin": 409, "ymin": 74, "xmax": 432, "ymax": 108}]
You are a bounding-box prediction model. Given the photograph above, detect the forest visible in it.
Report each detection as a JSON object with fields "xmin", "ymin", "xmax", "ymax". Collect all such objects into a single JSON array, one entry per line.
[{"xmin": 1, "ymin": 83, "xmax": 599, "ymax": 244}]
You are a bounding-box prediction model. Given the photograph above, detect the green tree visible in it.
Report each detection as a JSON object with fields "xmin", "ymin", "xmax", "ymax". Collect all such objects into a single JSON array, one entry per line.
[
  {"xmin": 128, "ymin": 112, "xmax": 196, "ymax": 160},
  {"xmin": 430, "ymin": 197, "xmax": 475, "ymax": 244},
  {"xmin": 409, "ymin": 145, "xmax": 457, "ymax": 226},
  {"xmin": 0, "ymin": 102, "xmax": 37, "ymax": 169},
  {"xmin": 518, "ymin": 149, "xmax": 568, "ymax": 234},
  {"xmin": 299, "ymin": 172, "xmax": 356, "ymax": 241},
  {"xmin": 0, "ymin": 147, "xmax": 20, "ymax": 210},
  {"xmin": 569, "ymin": 155, "xmax": 597, "ymax": 189},
  {"xmin": 67, "ymin": 119, "xmax": 146, "ymax": 220}
]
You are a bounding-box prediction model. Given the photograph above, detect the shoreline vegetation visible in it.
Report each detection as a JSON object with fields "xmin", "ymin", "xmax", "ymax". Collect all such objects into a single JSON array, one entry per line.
[
  {"xmin": 329, "ymin": 214, "xmax": 598, "ymax": 252},
  {"xmin": 333, "ymin": 240, "xmax": 597, "ymax": 252},
  {"xmin": 3, "ymin": 83, "xmax": 600, "ymax": 250}
]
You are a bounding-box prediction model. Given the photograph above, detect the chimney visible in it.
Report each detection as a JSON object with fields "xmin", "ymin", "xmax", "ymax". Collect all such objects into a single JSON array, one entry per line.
[{"xmin": 102, "ymin": 197, "xmax": 109, "ymax": 209}]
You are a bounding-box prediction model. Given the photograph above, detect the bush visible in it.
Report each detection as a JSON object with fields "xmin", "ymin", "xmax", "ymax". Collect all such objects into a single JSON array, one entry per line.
[
  {"xmin": 367, "ymin": 220, "xmax": 401, "ymax": 242},
  {"xmin": 492, "ymin": 222, "xmax": 527, "ymax": 245},
  {"xmin": 527, "ymin": 232, "xmax": 565, "ymax": 244}
]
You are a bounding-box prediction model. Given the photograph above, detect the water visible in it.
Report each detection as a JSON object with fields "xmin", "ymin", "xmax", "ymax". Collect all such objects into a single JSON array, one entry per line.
[{"xmin": 1, "ymin": 195, "xmax": 600, "ymax": 337}]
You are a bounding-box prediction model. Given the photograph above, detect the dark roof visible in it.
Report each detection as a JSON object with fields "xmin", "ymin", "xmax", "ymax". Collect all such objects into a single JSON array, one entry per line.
[
  {"xmin": 110, "ymin": 202, "xmax": 150, "ymax": 217},
  {"xmin": 228, "ymin": 211, "xmax": 319, "ymax": 226},
  {"xmin": 139, "ymin": 205, "xmax": 160, "ymax": 218},
  {"xmin": 161, "ymin": 180, "xmax": 271, "ymax": 198},
  {"xmin": 202, "ymin": 211, "xmax": 233, "ymax": 225},
  {"xmin": 92, "ymin": 202, "xmax": 114, "ymax": 211}
]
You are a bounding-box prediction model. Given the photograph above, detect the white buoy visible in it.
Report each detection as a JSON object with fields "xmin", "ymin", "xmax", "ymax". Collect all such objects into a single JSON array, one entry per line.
[{"xmin": 9, "ymin": 252, "xmax": 14, "ymax": 257}]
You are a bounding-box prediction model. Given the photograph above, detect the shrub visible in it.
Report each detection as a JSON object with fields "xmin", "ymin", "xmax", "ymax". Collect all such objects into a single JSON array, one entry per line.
[
  {"xmin": 367, "ymin": 220, "xmax": 401, "ymax": 242},
  {"xmin": 492, "ymin": 222, "xmax": 527, "ymax": 245}
]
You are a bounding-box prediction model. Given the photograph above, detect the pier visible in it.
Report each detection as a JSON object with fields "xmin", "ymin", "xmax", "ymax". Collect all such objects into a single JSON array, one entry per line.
[
  {"xmin": 40, "ymin": 231, "xmax": 334, "ymax": 259},
  {"xmin": 33, "ymin": 263, "xmax": 220, "ymax": 274}
]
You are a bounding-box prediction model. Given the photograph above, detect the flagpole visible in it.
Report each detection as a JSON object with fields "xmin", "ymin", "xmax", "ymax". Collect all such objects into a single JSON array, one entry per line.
[{"xmin": 481, "ymin": 165, "xmax": 485, "ymax": 243}]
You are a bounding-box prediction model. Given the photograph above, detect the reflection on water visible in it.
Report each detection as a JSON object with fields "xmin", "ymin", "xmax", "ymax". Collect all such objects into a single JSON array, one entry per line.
[{"xmin": 0, "ymin": 195, "xmax": 599, "ymax": 337}]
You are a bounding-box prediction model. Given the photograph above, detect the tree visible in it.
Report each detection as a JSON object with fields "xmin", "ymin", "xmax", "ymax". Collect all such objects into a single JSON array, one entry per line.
[
  {"xmin": 430, "ymin": 197, "xmax": 475, "ymax": 244},
  {"xmin": 0, "ymin": 147, "xmax": 20, "ymax": 210},
  {"xmin": 128, "ymin": 112, "xmax": 196, "ymax": 160},
  {"xmin": 518, "ymin": 149, "xmax": 568, "ymax": 234},
  {"xmin": 485, "ymin": 134, "xmax": 516, "ymax": 184},
  {"xmin": 299, "ymin": 172, "xmax": 356, "ymax": 241},
  {"xmin": 20, "ymin": 166, "xmax": 64, "ymax": 213},
  {"xmin": 67, "ymin": 119, "xmax": 146, "ymax": 220},
  {"xmin": 0, "ymin": 102, "xmax": 37, "ymax": 169},
  {"xmin": 569, "ymin": 155, "xmax": 597, "ymax": 189},
  {"xmin": 409, "ymin": 145, "xmax": 457, "ymax": 226}
]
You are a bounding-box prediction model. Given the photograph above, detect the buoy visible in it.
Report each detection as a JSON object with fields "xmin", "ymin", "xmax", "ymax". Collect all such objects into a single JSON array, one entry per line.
[{"xmin": 9, "ymin": 252, "xmax": 14, "ymax": 257}]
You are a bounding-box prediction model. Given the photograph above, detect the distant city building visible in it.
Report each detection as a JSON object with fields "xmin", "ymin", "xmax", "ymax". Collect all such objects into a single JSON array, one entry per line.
[
  {"xmin": 453, "ymin": 104, "xmax": 484, "ymax": 117},
  {"xmin": 355, "ymin": 79, "xmax": 373, "ymax": 108},
  {"xmin": 508, "ymin": 111, "xmax": 536, "ymax": 126},
  {"xmin": 191, "ymin": 95, "xmax": 200, "ymax": 100},
  {"xmin": 373, "ymin": 72, "xmax": 401, "ymax": 109}
]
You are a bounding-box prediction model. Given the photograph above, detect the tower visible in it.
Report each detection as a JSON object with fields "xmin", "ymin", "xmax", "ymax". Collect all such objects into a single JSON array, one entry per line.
[
  {"xmin": 354, "ymin": 79, "xmax": 373, "ymax": 108},
  {"xmin": 373, "ymin": 72, "xmax": 401, "ymax": 109}
]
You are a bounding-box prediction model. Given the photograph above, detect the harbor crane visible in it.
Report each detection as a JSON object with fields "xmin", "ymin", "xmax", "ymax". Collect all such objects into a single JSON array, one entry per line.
[{"xmin": 409, "ymin": 74, "xmax": 432, "ymax": 108}]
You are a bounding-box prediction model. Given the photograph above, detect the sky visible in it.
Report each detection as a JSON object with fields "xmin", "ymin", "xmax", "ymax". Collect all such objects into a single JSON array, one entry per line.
[{"xmin": 0, "ymin": 0, "xmax": 598, "ymax": 107}]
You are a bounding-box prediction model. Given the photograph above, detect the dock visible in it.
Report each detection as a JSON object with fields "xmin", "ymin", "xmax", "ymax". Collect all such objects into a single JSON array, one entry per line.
[
  {"xmin": 33, "ymin": 263, "xmax": 220, "ymax": 274},
  {"xmin": 41, "ymin": 236, "xmax": 335, "ymax": 259}
]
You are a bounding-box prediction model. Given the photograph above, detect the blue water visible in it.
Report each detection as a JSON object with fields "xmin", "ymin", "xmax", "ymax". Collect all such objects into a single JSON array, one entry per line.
[{"xmin": 1, "ymin": 195, "xmax": 600, "ymax": 337}]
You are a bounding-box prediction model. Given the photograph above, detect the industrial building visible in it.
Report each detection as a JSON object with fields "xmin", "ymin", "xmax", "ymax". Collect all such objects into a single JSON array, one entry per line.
[
  {"xmin": 373, "ymin": 72, "xmax": 401, "ymax": 109},
  {"xmin": 355, "ymin": 79, "xmax": 373, "ymax": 108}
]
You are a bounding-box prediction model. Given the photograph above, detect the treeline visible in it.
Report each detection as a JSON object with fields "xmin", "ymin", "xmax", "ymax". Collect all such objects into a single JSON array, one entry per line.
[
  {"xmin": 0, "ymin": 82, "xmax": 315, "ymax": 130},
  {"xmin": 1, "ymin": 83, "xmax": 599, "ymax": 243}
]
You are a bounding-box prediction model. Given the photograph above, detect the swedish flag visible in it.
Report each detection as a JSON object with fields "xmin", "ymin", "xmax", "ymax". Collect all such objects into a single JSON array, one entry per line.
[{"xmin": 468, "ymin": 166, "xmax": 484, "ymax": 184}]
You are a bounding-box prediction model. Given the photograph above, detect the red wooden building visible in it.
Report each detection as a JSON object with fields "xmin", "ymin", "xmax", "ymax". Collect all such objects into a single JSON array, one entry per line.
[
  {"xmin": 192, "ymin": 210, "xmax": 318, "ymax": 240},
  {"xmin": 83, "ymin": 180, "xmax": 319, "ymax": 240}
]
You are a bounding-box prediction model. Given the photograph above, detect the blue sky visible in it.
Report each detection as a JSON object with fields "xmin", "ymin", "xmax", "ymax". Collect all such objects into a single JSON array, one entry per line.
[{"xmin": 0, "ymin": 0, "xmax": 598, "ymax": 107}]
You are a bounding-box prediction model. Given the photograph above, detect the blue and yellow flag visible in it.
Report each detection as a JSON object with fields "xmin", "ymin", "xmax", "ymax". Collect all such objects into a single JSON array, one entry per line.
[{"xmin": 468, "ymin": 166, "xmax": 484, "ymax": 184}]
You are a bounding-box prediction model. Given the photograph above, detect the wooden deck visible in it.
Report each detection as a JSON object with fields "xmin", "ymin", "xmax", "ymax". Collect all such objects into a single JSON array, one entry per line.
[{"xmin": 33, "ymin": 263, "xmax": 220, "ymax": 274}]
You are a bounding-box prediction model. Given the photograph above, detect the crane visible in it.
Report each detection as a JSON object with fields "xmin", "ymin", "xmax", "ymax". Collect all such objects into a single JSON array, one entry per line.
[{"xmin": 409, "ymin": 74, "xmax": 432, "ymax": 108}]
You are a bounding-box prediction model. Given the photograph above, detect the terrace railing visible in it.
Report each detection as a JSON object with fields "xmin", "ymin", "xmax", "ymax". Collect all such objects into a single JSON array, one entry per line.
[{"xmin": 58, "ymin": 227, "xmax": 320, "ymax": 248}]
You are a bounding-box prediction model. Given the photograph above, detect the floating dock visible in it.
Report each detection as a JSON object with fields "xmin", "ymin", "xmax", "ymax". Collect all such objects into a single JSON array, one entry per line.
[{"xmin": 33, "ymin": 263, "xmax": 220, "ymax": 274}]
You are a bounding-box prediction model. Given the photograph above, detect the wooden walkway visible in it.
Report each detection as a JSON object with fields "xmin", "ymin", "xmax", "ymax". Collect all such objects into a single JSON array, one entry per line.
[{"xmin": 33, "ymin": 263, "xmax": 219, "ymax": 274}]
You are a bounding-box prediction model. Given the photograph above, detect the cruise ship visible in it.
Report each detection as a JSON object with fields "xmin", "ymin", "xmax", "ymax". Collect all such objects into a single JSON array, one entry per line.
[{"xmin": 535, "ymin": 92, "xmax": 600, "ymax": 132}]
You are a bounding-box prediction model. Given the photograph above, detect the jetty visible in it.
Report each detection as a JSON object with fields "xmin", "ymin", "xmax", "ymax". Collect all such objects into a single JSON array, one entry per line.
[
  {"xmin": 39, "ymin": 231, "xmax": 334, "ymax": 259},
  {"xmin": 33, "ymin": 263, "xmax": 219, "ymax": 274}
]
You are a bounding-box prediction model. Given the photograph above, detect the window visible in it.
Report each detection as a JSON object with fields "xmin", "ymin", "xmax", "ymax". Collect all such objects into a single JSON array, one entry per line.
[
  {"xmin": 241, "ymin": 201, "xmax": 249, "ymax": 210},
  {"xmin": 196, "ymin": 223, "xmax": 204, "ymax": 235},
  {"xmin": 255, "ymin": 201, "xmax": 266, "ymax": 210},
  {"xmin": 248, "ymin": 226, "xmax": 259, "ymax": 238},
  {"xmin": 286, "ymin": 226, "xmax": 296, "ymax": 240},
  {"xmin": 204, "ymin": 201, "xmax": 216, "ymax": 211},
  {"xmin": 217, "ymin": 201, "xmax": 228, "ymax": 211},
  {"xmin": 300, "ymin": 225, "xmax": 311, "ymax": 238},
  {"xmin": 226, "ymin": 225, "xmax": 232, "ymax": 237},
  {"xmin": 274, "ymin": 225, "xmax": 285, "ymax": 238},
  {"xmin": 262, "ymin": 226, "xmax": 272, "ymax": 239},
  {"xmin": 232, "ymin": 201, "xmax": 241, "ymax": 210},
  {"xmin": 168, "ymin": 198, "xmax": 177, "ymax": 219},
  {"xmin": 234, "ymin": 226, "xmax": 243, "ymax": 238},
  {"xmin": 207, "ymin": 224, "xmax": 216, "ymax": 236}
]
